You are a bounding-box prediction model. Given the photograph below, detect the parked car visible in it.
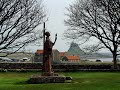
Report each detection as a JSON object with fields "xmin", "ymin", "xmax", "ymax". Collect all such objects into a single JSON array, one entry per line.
[
  {"xmin": 20, "ymin": 57, "xmax": 30, "ymax": 62},
  {"xmin": 96, "ymin": 59, "xmax": 102, "ymax": 62},
  {"xmin": 0, "ymin": 57, "xmax": 13, "ymax": 62}
]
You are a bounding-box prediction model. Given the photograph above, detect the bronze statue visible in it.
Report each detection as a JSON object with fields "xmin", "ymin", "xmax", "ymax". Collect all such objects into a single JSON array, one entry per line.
[
  {"xmin": 44, "ymin": 32, "xmax": 57, "ymax": 57},
  {"xmin": 42, "ymin": 31, "xmax": 57, "ymax": 76},
  {"xmin": 28, "ymin": 23, "xmax": 71, "ymax": 83}
]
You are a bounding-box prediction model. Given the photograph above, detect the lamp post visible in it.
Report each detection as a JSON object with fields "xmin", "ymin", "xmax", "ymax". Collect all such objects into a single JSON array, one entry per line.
[{"xmin": 42, "ymin": 22, "xmax": 45, "ymax": 73}]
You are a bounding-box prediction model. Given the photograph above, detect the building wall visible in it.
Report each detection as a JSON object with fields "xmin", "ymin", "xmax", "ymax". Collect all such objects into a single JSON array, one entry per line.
[
  {"xmin": 69, "ymin": 59, "xmax": 80, "ymax": 62},
  {"xmin": 34, "ymin": 53, "xmax": 43, "ymax": 62},
  {"xmin": 52, "ymin": 50, "xmax": 60, "ymax": 62},
  {"xmin": 34, "ymin": 50, "xmax": 60, "ymax": 62}
]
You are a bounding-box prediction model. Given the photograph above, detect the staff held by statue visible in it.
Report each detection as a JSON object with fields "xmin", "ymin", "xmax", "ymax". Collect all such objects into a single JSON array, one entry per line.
[{"xmin": 42, "ymin": 22, "xmax": 57, "ymax": 76}]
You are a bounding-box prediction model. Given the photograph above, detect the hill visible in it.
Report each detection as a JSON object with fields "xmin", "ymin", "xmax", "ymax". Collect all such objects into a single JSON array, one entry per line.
[
  {"xmin": 67, "ymin": 42, "xmax": 112, "ymax": 59},
  {"xmin": 67, "ymin": 42, "xmax": 85, "ymax": 56}
]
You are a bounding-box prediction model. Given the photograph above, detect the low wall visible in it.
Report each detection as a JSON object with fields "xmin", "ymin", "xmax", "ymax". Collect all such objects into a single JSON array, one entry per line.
[{"xmin": 0, "ymin": 63, "xmax": 117, "ymax": 71}]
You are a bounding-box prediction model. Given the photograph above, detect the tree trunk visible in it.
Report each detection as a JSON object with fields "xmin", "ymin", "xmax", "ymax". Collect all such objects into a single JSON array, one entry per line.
[{"xmin": 113, "ymin": 52, "xmax": 117, "ymax": 69}]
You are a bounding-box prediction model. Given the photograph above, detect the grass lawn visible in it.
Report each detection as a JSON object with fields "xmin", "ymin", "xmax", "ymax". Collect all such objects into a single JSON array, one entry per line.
[{"xmin": 0, "ymin": 72, "xmax": 120, "ymax": 90}]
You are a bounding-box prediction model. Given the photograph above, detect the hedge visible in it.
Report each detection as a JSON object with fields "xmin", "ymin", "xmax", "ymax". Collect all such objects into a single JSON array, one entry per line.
[{"xmin": 0, "ymin": 63, "xmax": 117, "ymax": 71}]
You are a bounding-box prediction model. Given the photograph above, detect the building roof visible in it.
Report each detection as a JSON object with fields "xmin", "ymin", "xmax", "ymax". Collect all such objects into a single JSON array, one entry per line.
[
  {"xmin": 66, "ymin": 55, "xmax": 80, "ymax": 61},
  {"xmin": 36, "ymin": 50, "xmax": 43, "ymax": 54},
  {"xmin": 59, "ymin": 52, "xmax": 66, "ymax": 57},
  {"xmin": 36, "ymin": 49, "xmax": 59, "ymax": 54},
  {"xmin": 52, "ymin": 49, "xmax": 59, "ymax": 52}
]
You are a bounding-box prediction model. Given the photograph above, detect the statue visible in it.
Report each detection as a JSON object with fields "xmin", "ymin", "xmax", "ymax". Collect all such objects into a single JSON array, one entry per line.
[
  {"xmin": 42, "ymin": 31, "xmax": 57, "ymax": 76},
  {"xmin": 28, "ymin": 22, "xmax": 71, "ymax": 83}
]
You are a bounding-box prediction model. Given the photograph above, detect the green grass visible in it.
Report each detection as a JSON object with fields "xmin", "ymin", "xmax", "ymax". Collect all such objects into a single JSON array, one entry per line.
[{"xmin": 0, "ymin": 72, "xmax": 120, "ymax": 90}]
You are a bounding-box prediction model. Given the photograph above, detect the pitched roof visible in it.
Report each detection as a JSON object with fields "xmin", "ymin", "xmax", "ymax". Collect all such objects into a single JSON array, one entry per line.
[
  {"xmin": 52, "ymin": 49, "xmax": 59, "ymax": 52},
  {"xmin": 36, "ymin": 49, "xmax": 59, "ymax": 54},
  {"xmin": 36, "ymin": 50, "xmax": 43, "ymax": 54},
  {"xmin": 66, "ymin": 55, "xmax": 80, "ymax": 60},
  {"xmin": 59, "ymin": 52, "xmax": 66, "ymax": 57}
]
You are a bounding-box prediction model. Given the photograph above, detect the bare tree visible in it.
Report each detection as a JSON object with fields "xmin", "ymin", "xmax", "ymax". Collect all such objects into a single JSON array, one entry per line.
[
  {"xmin": 0, "ymin": 0, "xmax": 46, "ymax": 56},
  {"xmin": 64, "ymin": 0, "xmax": 120, "ymax": 69}
]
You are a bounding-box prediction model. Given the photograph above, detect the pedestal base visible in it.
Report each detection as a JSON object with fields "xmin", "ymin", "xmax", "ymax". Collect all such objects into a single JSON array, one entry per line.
[
  {"xmin": 41, "ymin": 72, "xmax": 59, "ymax": 76},
  {"xmin": 28, "ymin": 74, "xmax": 67, "ymax": 83}
]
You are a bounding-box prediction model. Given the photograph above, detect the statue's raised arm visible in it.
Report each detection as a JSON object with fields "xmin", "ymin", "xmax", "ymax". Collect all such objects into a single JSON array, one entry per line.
[{"xmin": 53, "ymin": 33, "xmax": 57, "ymax": 46}]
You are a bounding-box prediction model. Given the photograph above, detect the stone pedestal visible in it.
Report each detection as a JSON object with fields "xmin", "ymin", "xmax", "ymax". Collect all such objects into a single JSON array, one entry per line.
[
  {"xmin": 41, "ymin": 72, "xmax": 58, "ymax": 76},
  {"xmin": 28, "ymin": 74, "xmax": 67, "ymax": 83}
]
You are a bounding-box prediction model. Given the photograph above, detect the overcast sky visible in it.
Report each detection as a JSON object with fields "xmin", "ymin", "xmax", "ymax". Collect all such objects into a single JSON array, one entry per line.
[
  {"xmin": 29, "ymin": 0, "xmax": 75, "ymax": 52},
  {"xmin": 44, "ymin": 0, "xmax": 75, "ymax": 52},
  {"xmin": 26, "ymin": 0, "xmax": 111, "ymax": 53}
]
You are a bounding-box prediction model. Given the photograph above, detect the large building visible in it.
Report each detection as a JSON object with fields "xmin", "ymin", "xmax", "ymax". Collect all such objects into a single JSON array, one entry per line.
[
  {"xmin": 34, "ymin": 49, "xmax": 80, "ymax": 63},
  {"xmin": 34, "ymin": 50, "xmax": 43, "ymax": 62},
  {"xmin": 34, "ymin": 49, "xmax": 60, "ymax": 62},
  {"xmin": 52, "ymin": 49, "xmax": 60, "ymax": 62},
  {"xmin": 60, "ymin": 52, "xmax": 80, "ymax": 62},
  {"xmin": 65, "ymin": 55, "xmax": 80, "ymax": 62}
]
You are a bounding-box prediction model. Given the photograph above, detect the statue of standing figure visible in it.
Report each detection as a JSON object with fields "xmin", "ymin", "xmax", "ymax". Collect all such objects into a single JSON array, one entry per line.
[
  {"xmin": 42, "ymin": 31, "xmax": 57, "ymax": 76},
  {"xmin": 29, "ymin": 23, "xmax": 71, "ymax": 83}
]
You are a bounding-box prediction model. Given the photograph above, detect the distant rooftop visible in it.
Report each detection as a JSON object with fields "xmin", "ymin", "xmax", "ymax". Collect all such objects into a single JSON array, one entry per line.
[
  {"xmin": 36, "ymin": 50, "xmax": 43, "ymax": 54},
  {"xmin": 59, "ymin": 52, "xmax": 66, "ymax": 57},
  {"xmin": 66, "ymin": 55, "xmax": 80, "ymax": 61}
]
